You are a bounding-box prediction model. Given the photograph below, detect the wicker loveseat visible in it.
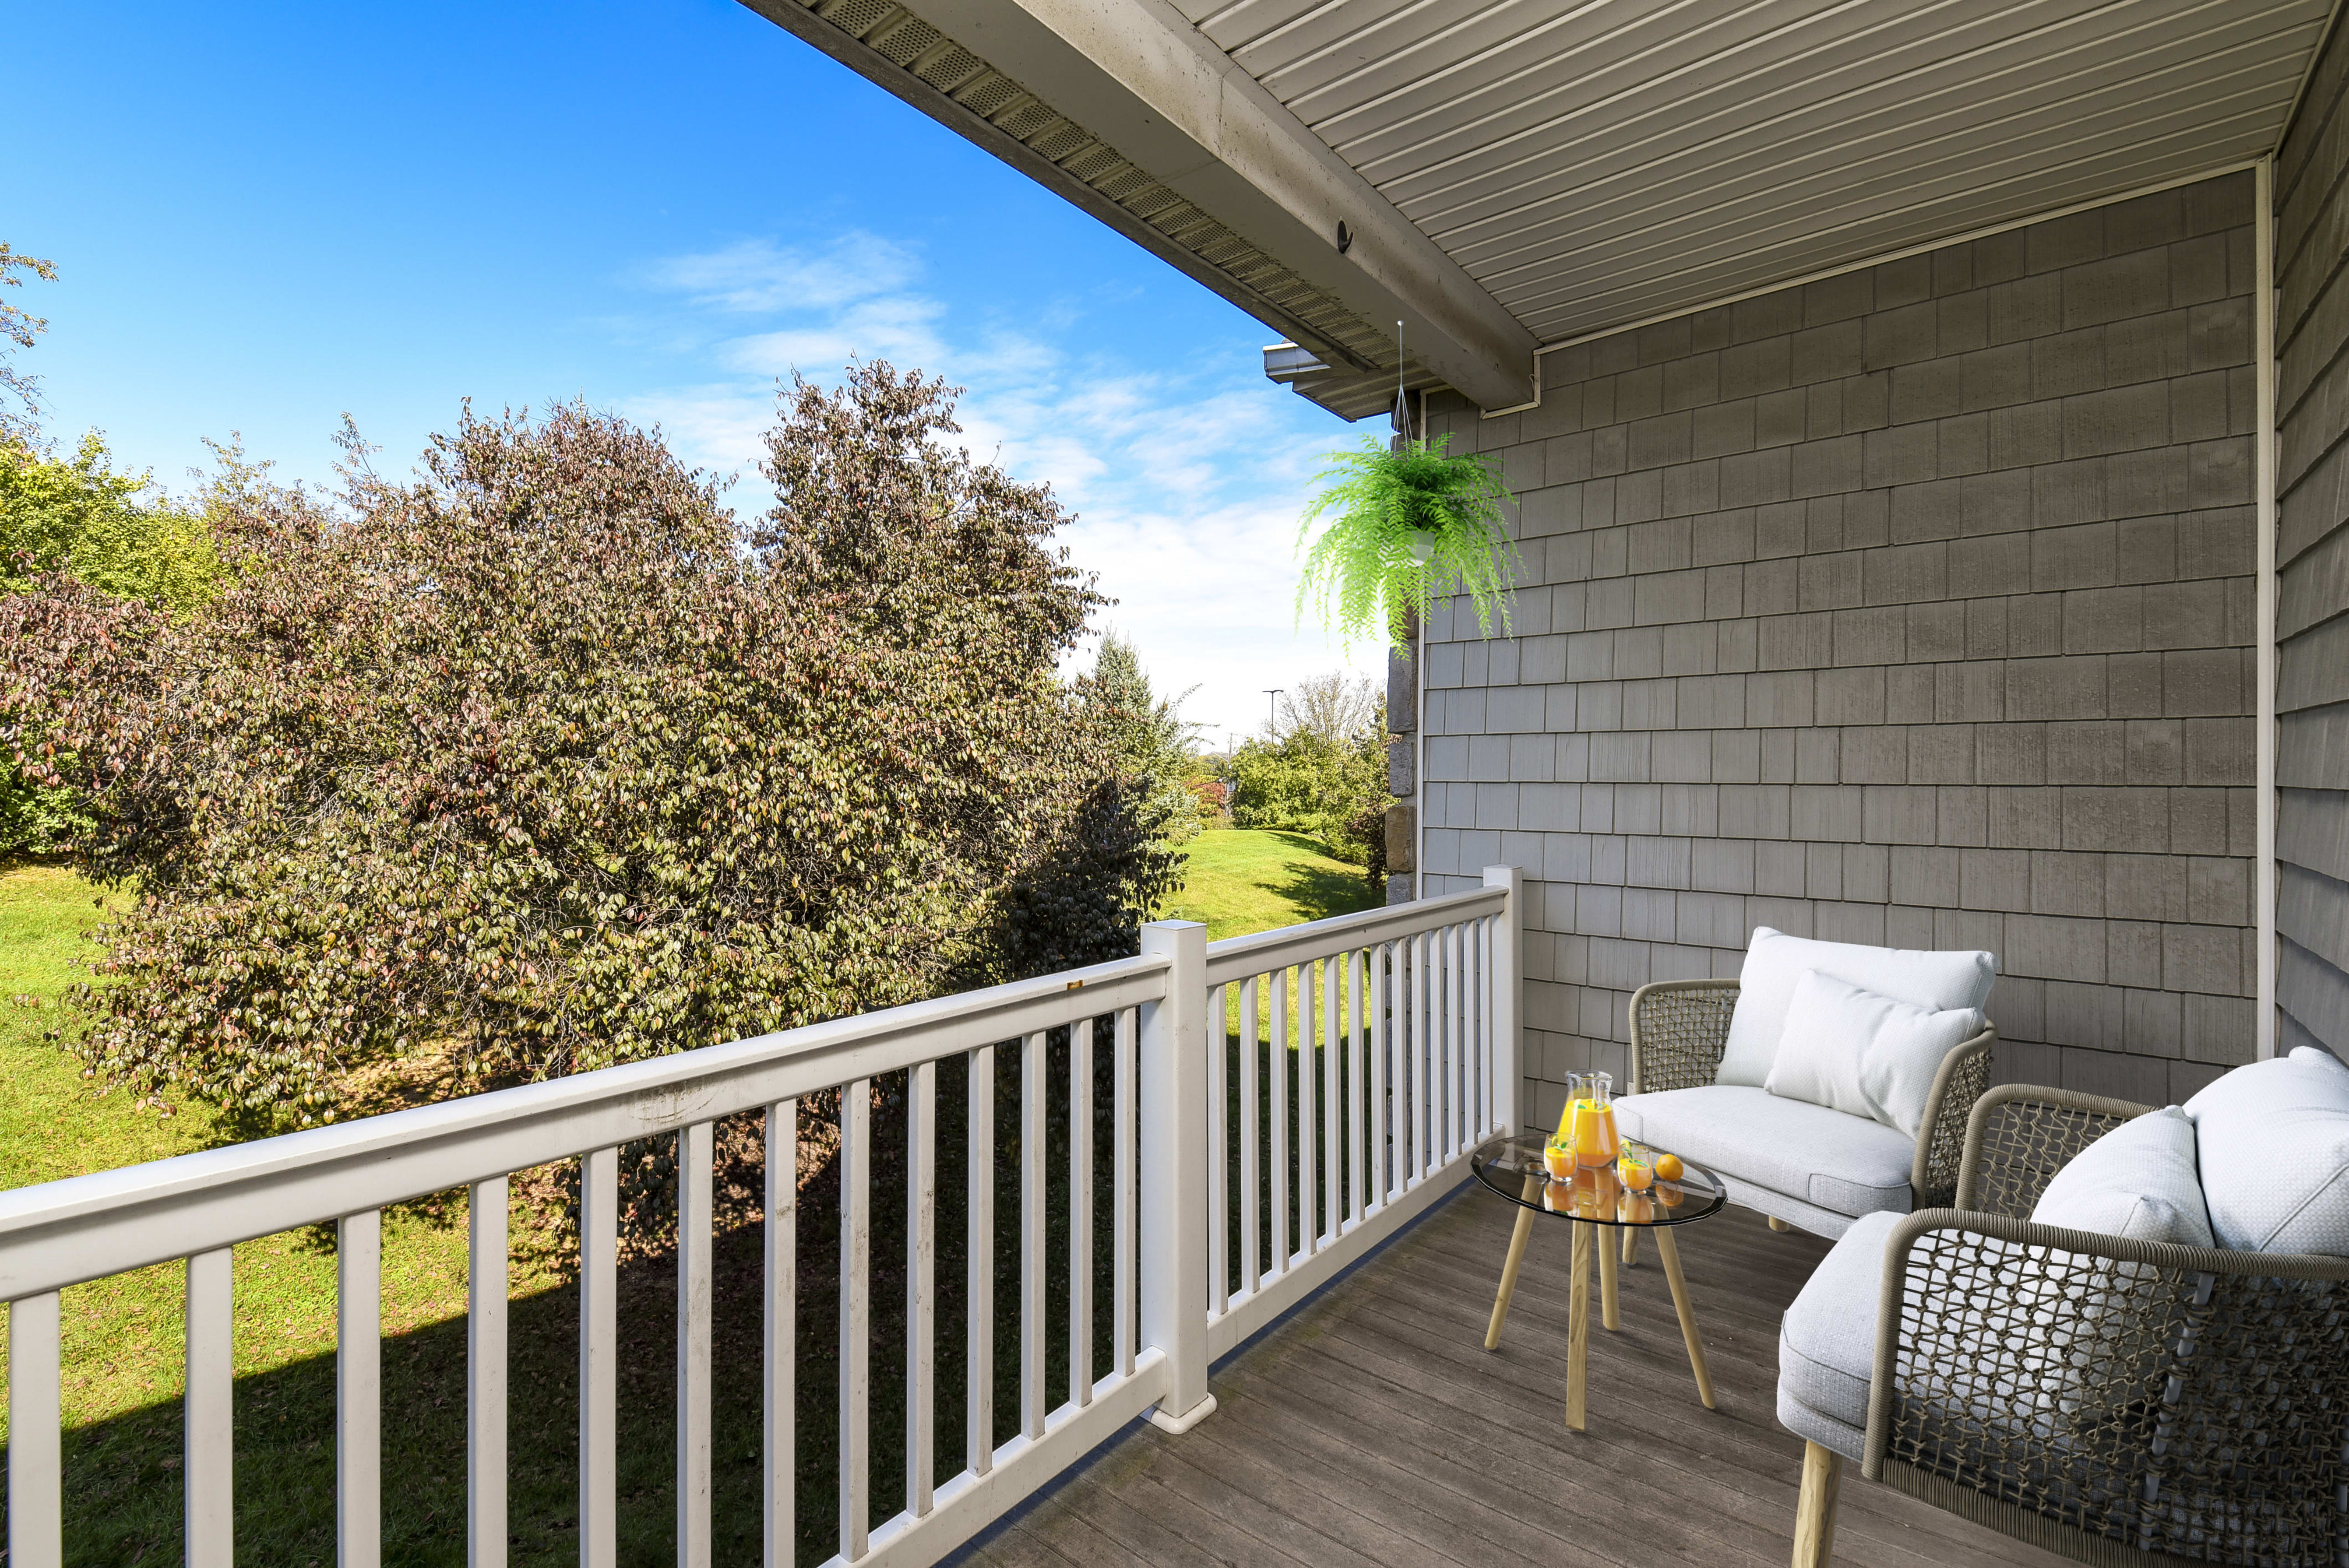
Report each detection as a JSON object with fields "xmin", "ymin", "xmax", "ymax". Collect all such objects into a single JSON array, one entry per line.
[
  {"xmin": 1621, "ymin": 974, "xmax": 1997, "ymax": 1237},
  {"xmin": 1778, "ymin": 1080, "xmax": 2349, "ymax": 1568}
]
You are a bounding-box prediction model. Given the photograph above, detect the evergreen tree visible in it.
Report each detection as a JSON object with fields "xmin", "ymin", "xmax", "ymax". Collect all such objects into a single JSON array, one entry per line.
[{"xmin": 1074, "ymin": 633, "xmax": 1207, "ymax": 843}]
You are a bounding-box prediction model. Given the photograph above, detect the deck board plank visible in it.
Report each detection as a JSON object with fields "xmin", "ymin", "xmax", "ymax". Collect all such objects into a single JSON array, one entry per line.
[{"xmin": 957, "ymin": 1191, "xmax": 2070, "ymax": 1568}]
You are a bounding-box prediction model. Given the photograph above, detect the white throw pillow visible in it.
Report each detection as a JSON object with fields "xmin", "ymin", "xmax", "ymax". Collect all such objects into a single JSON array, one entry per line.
[
  {"xmin": 2030, "ymin": 1106, "xmax": 2214, "ymax": 1248},
  {"xmin": 1763, "ymin": 970, "xmax": 1986, "ymax": 1136},
  {"xmin": 1715, "ymin": 927, "xmax": 1996, "ymax": 1088},
  {"xmin": 2184, "ymin": 1047, "xmax": 2349, "ymax": 1255}
]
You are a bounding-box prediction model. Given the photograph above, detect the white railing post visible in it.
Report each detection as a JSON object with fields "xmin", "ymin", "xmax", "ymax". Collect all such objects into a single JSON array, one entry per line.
[
  {"xmin": 1484, "ymin": 865, "xmax": 1523, "ymax": 1137},
  {"xmin": 1138, "ymin": 919, "xmax": 1216, "ymax": 1434}
]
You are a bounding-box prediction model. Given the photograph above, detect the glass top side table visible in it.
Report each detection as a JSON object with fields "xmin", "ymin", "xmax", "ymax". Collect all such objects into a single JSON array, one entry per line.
[{"xmin": 1469, "ymin": 1131, "xmax": 1725, "ymax": 1432}]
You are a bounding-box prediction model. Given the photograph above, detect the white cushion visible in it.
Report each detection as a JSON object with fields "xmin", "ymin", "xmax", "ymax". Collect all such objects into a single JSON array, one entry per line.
[
  {"xmin": 1764, "ymin": 970, "xmax": 1986, "ymax": 1137},
  {"xmin": 1716, "ymin": 927, "xmax": 1996, "ymax": 1088},
  {"xmin": 2183, "ymin": 1046, "xmax": 2349, "ymax": 1256},
  {"xmin": 2029, "ymin": 1107, "xmax": 2213, "ymax": 1248},
  {"xmin": 1614, "ymin": 1085, "xmax": 1916, "ymax": 1218},
  {"xmin": 2027, "ymin": 1107, "xmax": 2212, "ymax": 1423},
  {"xmin": 1778, "ymin": 1208, "xmax": 1907, "ymax": 1434}
]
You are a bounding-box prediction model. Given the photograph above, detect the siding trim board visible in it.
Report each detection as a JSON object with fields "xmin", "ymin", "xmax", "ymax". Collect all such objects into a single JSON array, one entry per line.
[
  {"xmin": 2258, "ymin": 154, "xmax": 2281, "ymax": 1060},
  {"xmin": 2274, "ymin": 14, "xmax": 2349, "ymax": 1059}
]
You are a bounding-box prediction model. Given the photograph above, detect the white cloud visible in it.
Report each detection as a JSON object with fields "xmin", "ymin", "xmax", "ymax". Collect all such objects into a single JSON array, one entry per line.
[
  {"xmin": 643, "ymin": 233, "xmax": 919, "ymax": 313},
  {"xmin": 623, "ymin": 232, "xmax": 1384, "ymax": 741}
]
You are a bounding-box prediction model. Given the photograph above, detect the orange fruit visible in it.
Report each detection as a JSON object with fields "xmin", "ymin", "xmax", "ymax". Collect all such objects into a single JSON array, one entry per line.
[
  {"xmin": 1652, "ymin": 1153, "xmax": 1684, "ymax": 1182},
  {"xmin": 1657, "ymin": 1181, "xmax": 1686, "ymax": 1208}
]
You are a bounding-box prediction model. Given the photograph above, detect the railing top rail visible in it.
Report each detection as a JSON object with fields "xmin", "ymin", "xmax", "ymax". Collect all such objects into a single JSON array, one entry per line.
[
  {"xmin": 0, "ymin": 949, "xmax": 1169, "ymax": 1300},
  {"xmin": 1202, "ymin": 885, "xmax": 1506, "ymax": 987}
]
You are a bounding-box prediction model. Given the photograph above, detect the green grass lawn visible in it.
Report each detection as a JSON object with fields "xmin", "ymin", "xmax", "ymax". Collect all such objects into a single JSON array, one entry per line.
[
  {"xmin": 0, "ymin": 834, "xmax": 1377, "ymax": 1561},
  {"xmin": 1158, "ymin": 826, "xmax": 1381, "ymax": 942}
]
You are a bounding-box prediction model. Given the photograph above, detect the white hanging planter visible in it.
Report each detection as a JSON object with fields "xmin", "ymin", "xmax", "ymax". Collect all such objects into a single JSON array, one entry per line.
[{"xmin": 1405, "ymin": 531, "xmax": 1435, "ymax": 564}]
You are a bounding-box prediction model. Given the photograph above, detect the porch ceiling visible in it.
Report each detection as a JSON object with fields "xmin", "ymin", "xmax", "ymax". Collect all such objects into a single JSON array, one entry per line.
[{"xmin": 748, "ymin": 0, "xmax": 2335, "ymax": 418}]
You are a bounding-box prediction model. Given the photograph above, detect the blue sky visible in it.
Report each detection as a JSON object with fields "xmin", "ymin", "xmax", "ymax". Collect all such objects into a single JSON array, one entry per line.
[{"xmin": 9, "ymin": 0, "xmax": 1381, "ymax": 741}]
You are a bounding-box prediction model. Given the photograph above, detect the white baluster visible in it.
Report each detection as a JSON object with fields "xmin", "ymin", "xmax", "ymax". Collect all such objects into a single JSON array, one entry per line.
[
  {"xmin": 764, "ymin": 1100, "xmax": 796, "ymax": 1567},
  {"xmin": 1296, "ymin": 960, "xmax": 1317, "ymax": 1262},
  {"xmin": 8, "ymin": 1291, "xmax": 61, "ymax": 1568},
  {"xmin": 1239, "ymin": 977, "xmax": 1260, "ymax": 1295},
  {"xmin": 1347, "ymin": 949, "xmax": 1366, "ymax": 1228},
  {"xmin": 909, "ymin": 1061, "xmax": 936, "ymax": 1515},
  {"xmin": 841, "ymin": 1079, "xmax": 870, "ymax": 1561},
  {"xmin": 1113, "ymin": 1009, "xmax": 1136, "ymax": 1377},
  {"xmin": 186, "ymin": 1247, "xmax": 235, "ymax": 1568},
  {"xmin": 679, "ymin": 1121, "xmax": 713, "ymax": 1568},
  {"xmin": 1070, "ymin": 1018, "xmax": 1093, "ymax": 1407},
  {"xmin": 967, "ymin": 1045, "xmax": 994, "ymax": 1477},
  {"xmin": 1412, "ymin": 932, "xmax": 1429, "ymax": 1185},
  {"xmin": 469, "ymin": 1176, "xmax": 507, "ymax": 1568},
  {"xmin": 1206, "ymin": 983, "xmax": 1226, "ymax": 1318},
  {"xmin": 339, "ymin": 1208, "xmax": 381, "ymax": 1568},
  {"xmin": 1322, "ymin": 953, "xmax": 1340, "ymax": 1244},
  {"xmin": 1271, "ymin": 967, "xmax": 1289, "ymax": 1273},
  {"xmin": 580, "ymin": 1148, "xmax": 618, "ymax": 1568},
  {"xmin": 1368, "ymin": 944, "xmax": 1389, "ymax": 1213},
  {"xmin": 1020, "ymin": 1030, "xmax": 1046, "ymax": 1440}
]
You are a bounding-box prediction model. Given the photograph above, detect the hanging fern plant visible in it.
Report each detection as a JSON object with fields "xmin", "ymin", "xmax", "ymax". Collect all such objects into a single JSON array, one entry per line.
[{"xmin": 1294, "ymin": 433, "xmax": 1520, "ymax": 650}]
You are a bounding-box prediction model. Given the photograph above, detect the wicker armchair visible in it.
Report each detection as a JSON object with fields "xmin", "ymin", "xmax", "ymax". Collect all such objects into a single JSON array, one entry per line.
[
  {"xmin": 1788, "ymin": 1083, "xmax": 2349, "ymax": 1568},
  {"xmin": 1628, "ymin": 978, "xmax": 1996, "ymax": 1216}
]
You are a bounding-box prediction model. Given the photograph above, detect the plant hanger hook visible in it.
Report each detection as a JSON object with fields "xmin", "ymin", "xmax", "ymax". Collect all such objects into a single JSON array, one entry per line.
[{"xmin": 1391, "ymin": 319, "xmax": 1412, "ymax": 446}]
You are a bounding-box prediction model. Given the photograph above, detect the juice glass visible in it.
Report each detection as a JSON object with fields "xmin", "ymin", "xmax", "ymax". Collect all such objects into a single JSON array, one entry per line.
[{"xmin": 1616, "ymin": 1141, "xmax": 1655, "ymax": 1192}]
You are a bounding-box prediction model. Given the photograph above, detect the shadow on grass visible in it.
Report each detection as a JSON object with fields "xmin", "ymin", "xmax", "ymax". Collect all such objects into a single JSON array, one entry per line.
[
  {"xmin": 1257, "ymin": 832, "xmax": 1380, "ymax": 924},
  {"xmin": 34, "ymin": 1224, "xmax": 798, "ymax": 1566},
  {"xmin": 14, "ymin": 1043, "xmax": 1129, "ymax": 1567}
]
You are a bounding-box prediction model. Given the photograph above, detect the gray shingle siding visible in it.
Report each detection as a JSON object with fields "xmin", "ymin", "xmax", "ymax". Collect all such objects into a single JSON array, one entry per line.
[
  {"xmin": 1418, "ymin": 171, "xmax": 2261, "ymax": 1130},
  {"xmin": 2276, "ymin": 15, "xmax": 2349, "ymax": 1063}
]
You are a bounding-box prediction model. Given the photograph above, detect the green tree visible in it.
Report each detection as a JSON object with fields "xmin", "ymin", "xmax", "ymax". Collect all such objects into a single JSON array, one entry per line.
[
  {"xmin": 1071, "ymin": 633, "xmax": 1207, "ymax": 843},
  {"xmin": 0, "ymin": 434, "xmax": 222, "ymax": 852},
  {"xmin": 0, "ymin": 244, "xmax": 56, "ymax": 445},
  {"xmin": 1, "ymin": 433, "xmax": 220, "ymax": 605},
  {"xmin": 1229, "ymin": 672, "xmax": 1389, "ymax": 870}
]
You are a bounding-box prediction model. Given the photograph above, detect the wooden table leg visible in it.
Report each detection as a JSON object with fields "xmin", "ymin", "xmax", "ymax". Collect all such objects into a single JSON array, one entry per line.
[
  {"xmin": 1597, "ymin": 1213, "xmax": 1620, "ymax": 1331},
  {"xmin": 1566, "ymin": 1220, "xmax": 1590, "ymax": 1431},
  {"xmin": 1654, "ymin": 1225, "xmax": 1716, "ymax": 1410},
  {"xmin": 1622, "ymin": 1225, "xmax": 1639, "ymax": 1267},
  {"xmin": 1483, "ymin": 1175, "xmax": 1541, "ymax": 1351}
]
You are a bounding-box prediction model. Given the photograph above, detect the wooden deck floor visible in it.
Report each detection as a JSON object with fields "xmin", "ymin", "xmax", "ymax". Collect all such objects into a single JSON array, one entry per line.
[{"xmin": 953, "ymin": 1185, "xmax": 2068, "ymax": 1568}]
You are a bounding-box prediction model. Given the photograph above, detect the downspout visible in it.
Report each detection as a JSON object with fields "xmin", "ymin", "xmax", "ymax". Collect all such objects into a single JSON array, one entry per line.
[{"xmin": 2256, "ymin": 155, "xmax": 2280, "ymax": 1059}]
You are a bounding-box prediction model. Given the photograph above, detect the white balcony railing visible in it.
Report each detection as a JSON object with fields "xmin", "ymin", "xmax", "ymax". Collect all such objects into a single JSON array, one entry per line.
[{"xmin": 0, "ymin": 867, "xmax": 1521, "ymax": 1568}]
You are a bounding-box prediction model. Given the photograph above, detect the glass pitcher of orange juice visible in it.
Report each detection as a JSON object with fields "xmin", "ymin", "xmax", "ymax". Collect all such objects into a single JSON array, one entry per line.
[{"xmin": 1553, "ymin": 1071, "xmax": 1621, "ymax": 1169}]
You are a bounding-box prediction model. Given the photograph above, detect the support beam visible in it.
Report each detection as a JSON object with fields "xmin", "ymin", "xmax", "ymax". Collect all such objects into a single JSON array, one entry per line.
[{"xmin": 742, "ymin": 0, "xmax": 1537, "ymax": 411}]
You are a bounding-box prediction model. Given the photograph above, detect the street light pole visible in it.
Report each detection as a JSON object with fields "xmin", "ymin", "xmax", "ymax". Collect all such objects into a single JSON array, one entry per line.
[{"xmin": 1262, "ymin": 689, "xmax": 1282, "ymax": 740}]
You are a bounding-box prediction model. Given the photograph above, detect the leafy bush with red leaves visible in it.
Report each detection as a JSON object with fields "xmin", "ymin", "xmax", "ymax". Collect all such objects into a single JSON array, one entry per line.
[{"xmin": 3, "ymin": 364, "xmax": 1177, "ymax": 1126}]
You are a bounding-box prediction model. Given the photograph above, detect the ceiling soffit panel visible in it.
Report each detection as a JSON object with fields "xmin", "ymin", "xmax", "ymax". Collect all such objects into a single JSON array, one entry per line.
[
  {"xmin": 742, "ymin": 0, "xmax": 1540, "ymax": 417},
  {"xmin": 750, "ymin": 0, "xmax": 2331, "ymax": 416},
  {"xmin": 1182, "ymin": 0, "xmax": 2331, "ymax": 346}
]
